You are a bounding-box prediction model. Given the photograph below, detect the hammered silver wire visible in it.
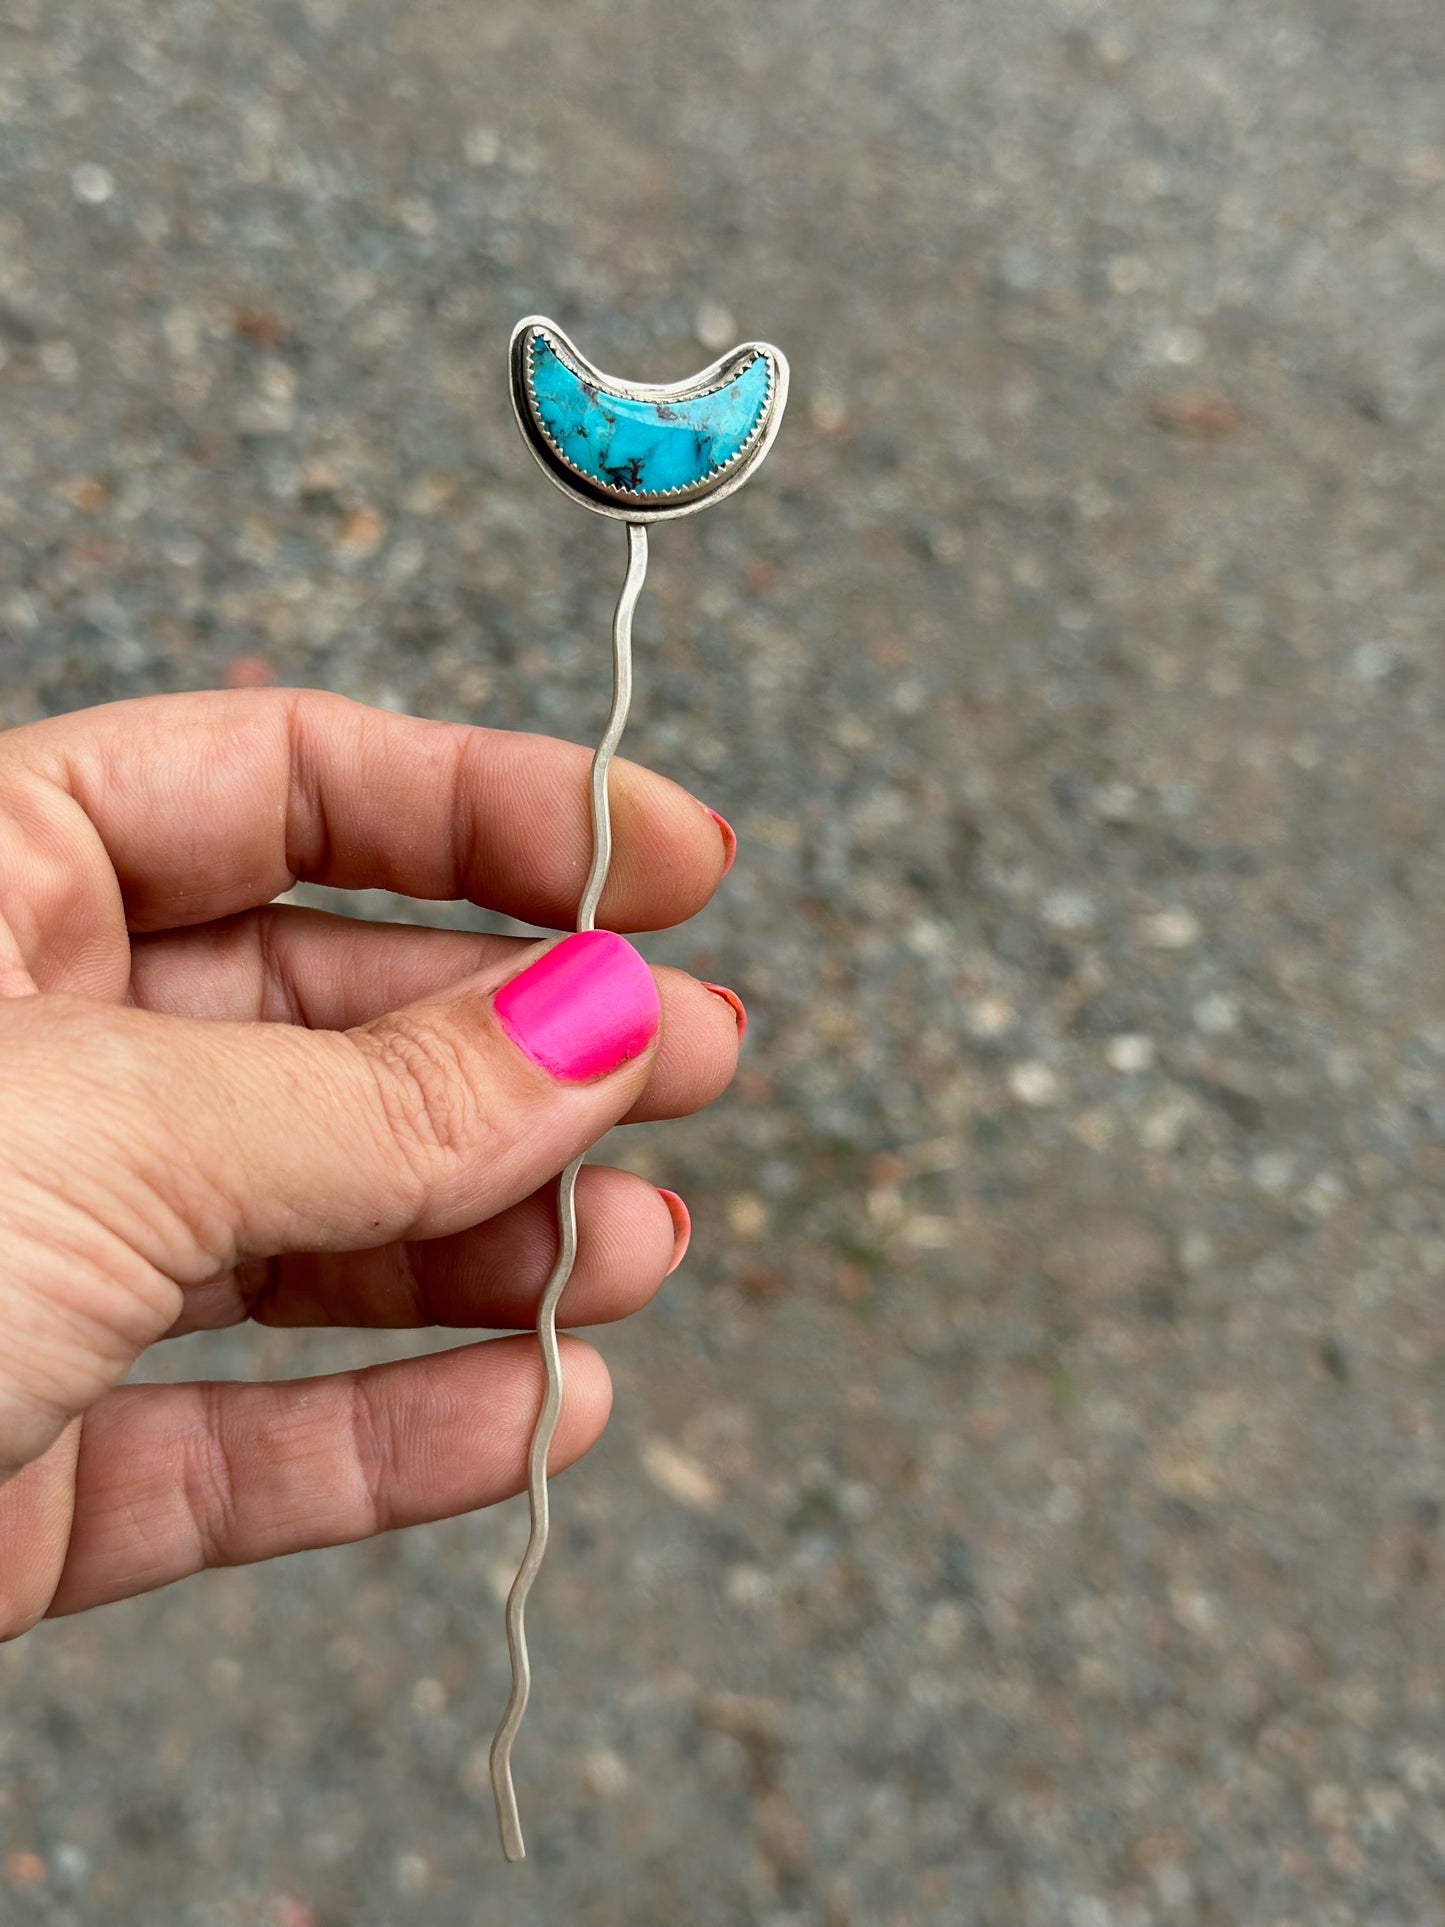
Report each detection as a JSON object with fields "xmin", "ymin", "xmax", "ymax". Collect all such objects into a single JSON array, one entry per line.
[{"xmin": 489, "ymin": 520, "xmax": 649, "ymax": 1864}]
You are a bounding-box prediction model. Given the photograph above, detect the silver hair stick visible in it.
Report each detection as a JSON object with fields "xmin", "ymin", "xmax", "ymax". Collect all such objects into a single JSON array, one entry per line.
[{"xmin": 489, "ymin": 316, "xmax": 788, "ymax": 1862}]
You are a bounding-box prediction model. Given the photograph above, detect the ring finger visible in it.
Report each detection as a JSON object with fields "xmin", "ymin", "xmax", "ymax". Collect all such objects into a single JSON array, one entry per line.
[{"xmin": 167, "ymin": 1164, "xmax": 692, "ymax": 1337}]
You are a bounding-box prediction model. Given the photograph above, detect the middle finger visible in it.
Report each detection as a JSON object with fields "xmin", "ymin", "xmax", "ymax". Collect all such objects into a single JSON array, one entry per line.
[{"xmin": 167, "ymin": 1165, "xmax": 690, "ymax": 1337}]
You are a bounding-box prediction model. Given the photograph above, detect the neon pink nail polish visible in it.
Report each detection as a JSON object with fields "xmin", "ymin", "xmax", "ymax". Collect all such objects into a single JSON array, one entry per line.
[
  {"xmin": 495, "ymin": 930, "xmax": 659, "ymax": 1083},
  {"xmin": 705, "ymin": 807, "xmax": 738, "ymax": 875},
  {"xmin": 657, "ymin": 1189, "xmax": 692, "ymax": 1275}
]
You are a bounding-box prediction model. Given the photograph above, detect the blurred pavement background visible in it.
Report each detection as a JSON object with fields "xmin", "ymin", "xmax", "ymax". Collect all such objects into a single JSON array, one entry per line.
[{"xmin": 1, "ymin": 2, "xmax": 1444, "ymax": 1923}]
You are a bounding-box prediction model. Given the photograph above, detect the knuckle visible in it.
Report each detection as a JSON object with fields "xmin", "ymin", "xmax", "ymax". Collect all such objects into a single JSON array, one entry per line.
[
  {"xmin": 182, "ymin": 1385, "xmax": 244, "ymax": 1570},
  {"xmin": 353, "ymin": 1013, "xmax": 484, "ymax": 1179},
  {"xmin": 344, "ymin": 1372, "xmax": 394, "ymax": 1538},
  {"xmin": 0, "ymin": 776, "xmax": 121, "ymax": 989}
]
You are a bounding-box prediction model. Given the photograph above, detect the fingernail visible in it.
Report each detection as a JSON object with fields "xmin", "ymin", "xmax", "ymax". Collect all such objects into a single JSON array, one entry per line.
[
  {"xmin": 657, "ymin": 1189, "xmax": 692, "ymax": 1275},
  {"xmin": 702, "ymin": 981, "xmax": 748, "ymax": 1042},
  {"xmin": 705, "ymin": 807, "xmax": 738, "ymax": 876},
  {"xmin": 495, "ymin": 930, "xmax": 659, "ymax": 1082}
]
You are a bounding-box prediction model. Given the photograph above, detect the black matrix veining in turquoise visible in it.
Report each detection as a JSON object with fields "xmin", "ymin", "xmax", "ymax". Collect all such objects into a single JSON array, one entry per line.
[{"xmin": 527, "ymin": 334, "xmax": 771, "ymax": 500}]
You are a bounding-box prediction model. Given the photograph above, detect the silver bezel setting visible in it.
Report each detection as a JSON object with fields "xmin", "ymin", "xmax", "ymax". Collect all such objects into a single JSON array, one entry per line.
[{"xmin": 508, "ymin": 314, "xmax": 790, "ymax": 524}]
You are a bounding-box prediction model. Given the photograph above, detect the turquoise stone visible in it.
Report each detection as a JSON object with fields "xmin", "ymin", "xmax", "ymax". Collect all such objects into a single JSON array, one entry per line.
[{"xmin": 528, "ymin": 335, "xmax": 771, "ymax": 498}]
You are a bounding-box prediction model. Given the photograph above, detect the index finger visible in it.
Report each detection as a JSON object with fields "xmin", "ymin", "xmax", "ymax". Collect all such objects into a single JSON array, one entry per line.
[{"xmin": 3, "ymin": 688, "xmax": 733, "ymax": 933}]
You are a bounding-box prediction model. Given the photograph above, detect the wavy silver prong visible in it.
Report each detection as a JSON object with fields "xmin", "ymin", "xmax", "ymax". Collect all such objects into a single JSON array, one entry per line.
[{"xmin": 489, "ymin": 520, "xmax": 648, "ymax": 1863}]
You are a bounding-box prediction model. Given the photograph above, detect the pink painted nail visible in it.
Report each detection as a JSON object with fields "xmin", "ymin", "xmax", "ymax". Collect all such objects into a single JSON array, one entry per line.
[
  {"xmin": 705, "ymin": 806, "xmax": 738, "ymax": 876},
  {"xmin": 701, "ymin": 981, "xmax": 748, "ymax": 1042},
  {"xmin": 494, "ymin": 930, "xmax": 659, "ymax": 1083},
  {"xmin": 657, "ymin": 1189, "xmax": 692, "ymax": 1275}
]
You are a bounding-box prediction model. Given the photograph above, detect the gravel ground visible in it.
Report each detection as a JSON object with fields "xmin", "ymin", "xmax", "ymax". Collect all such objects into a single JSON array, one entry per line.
[{"xmin": 2, "ymin": 2, "xmax": 1445, "ymax": 1923}]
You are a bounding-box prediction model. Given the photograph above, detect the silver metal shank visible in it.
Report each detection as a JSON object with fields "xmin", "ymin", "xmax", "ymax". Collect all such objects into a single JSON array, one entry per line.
[{"xmin": 489, "ymin": 520, "xmax": 649, "ymax": 1864}]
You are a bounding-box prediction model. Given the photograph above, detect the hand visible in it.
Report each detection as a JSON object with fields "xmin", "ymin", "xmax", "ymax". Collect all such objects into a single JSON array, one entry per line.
[{"xmin": 0, "ymin": 689, "xmax": 743, "ymax": 1635}]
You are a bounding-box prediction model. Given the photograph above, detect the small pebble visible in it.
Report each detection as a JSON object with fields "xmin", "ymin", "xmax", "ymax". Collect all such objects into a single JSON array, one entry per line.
[
  {"xmin": 1008, "ymin": 1060, "xmax": 1061, "ymax": 1106},
  {"xmin": 694, "ymin": 299, "xmax": 737, "ymax": 351},
  {"xmin": 462, "ymin": 125, "xmax": 501, "ymax": 166},
  {"xmin": 727, "ymin": 1192, "xmax": 769, "ymax": 1239},
  {"xmin": 391, "ymin": 1852, "xmax": 431, "ymax": 1898},
  {"xmin": 808, "ymin": 391, "xmax": 847, "ymax": 434},
  {"xmin": 410, "ymin": 1677, "xmax": 447, "ymax": 1719},
  {"xmin": 334, "ymin": 506, "xmax": 385, "ymax": 558},
  {"xmin": 967, "ymin": 996, "xmax": 1016, "ymax": 1038},
  {"xmin": 52, "ymin": 1847, "xmax": 87, "ymax": 1886},
  {"xmin": 641, "ymin": 1438, "xmax": 721, "ymax": 1513},
  {"xmin": 1041, "ymin": 887, "xmax": 1097, "ymax": 932},
  {"xmin": 1104, "ymin": 1033, "xmax": 1156, "ymax": 1073},
  {"xmin": 207, "ymin": 1656, "xmax": 243, "ymax": 1695},
  {"xmin": 1251, "ymin": 1151, "xmax": 1296, "ymax": 1195},
  {"xmin": 6, "ymin": 1853, "xmax": 45, "ymax": 1889},
  {"xmin": 71, "ymin": 163, "xmax": 114, "ymax": 205},
  {"xmin": 1141, "ymin": 909, "xmax": 1202, "ymax": 949},
  {"xmin": 580, "ymin": 1746, "xmax": 630, "ymax": 1799},
  {"xmin": 1193, "ymin": 992, "xmax": 1240, "ymax": 1035},
  {"xmin": 1152, "ymin": 323, "xmax": 1207, "ymax": 367},
  {"xmin": 40, "ymin": 340, "xmax": 79, "ymax": 381}
]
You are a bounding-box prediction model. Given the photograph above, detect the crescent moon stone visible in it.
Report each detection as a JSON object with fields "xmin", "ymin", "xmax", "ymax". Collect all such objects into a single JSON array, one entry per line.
[{"xmin": 527, "ymin": 335, "xmax": 772, "ymax": 499}]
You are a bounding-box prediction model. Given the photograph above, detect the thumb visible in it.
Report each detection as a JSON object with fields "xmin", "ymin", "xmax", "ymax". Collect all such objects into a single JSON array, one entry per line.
[
  {"xmin": 202, "ymin": 927, "xmax": 663, "ymax": 1260},
  {"xmin": 0, "ymin": 928, "xmax": 659, "ymax": 1483}
]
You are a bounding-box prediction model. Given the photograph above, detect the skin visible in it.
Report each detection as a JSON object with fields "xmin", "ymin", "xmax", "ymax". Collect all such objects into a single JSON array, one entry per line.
[{"xmin": 0, "ymin": 688, "xmax": 743, "ymax": 1635}]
